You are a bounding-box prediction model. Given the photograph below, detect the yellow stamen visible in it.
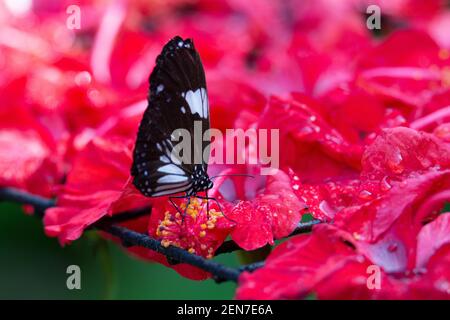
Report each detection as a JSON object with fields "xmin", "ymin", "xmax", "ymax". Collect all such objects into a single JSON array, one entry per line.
[{"xmin": 161, "ymin": 239, "xmax": 171, "ymax": 248}]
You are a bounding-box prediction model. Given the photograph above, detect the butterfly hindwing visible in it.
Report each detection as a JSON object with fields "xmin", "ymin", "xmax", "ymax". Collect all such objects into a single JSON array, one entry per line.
[{"xmin": 132, "ymin": 36, "xmax": 210, "ymax": 197}]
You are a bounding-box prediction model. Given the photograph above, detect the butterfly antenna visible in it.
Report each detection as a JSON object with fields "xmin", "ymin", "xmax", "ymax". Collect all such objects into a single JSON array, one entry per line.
[
  {"xmin": 197, "ymin": 194, "xmax": 237, "ymax": 225},
  {"xmin": 210, "ymin": 173, "xmax": 255, "ymax": 180},
  {"xmin": 205, "ymin": 174, "xmax": 253, "ymax": 224}
]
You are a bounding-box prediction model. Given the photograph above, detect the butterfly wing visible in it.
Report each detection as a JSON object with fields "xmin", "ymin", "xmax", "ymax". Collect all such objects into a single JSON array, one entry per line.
[{"xmin": 131, "ymin": 36, "xmax": 210, "ymax": 197}]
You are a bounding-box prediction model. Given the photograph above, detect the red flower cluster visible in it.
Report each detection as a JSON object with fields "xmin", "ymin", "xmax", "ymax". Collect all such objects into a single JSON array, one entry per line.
[{"xmin": 1, "ymin": 0, "xmax": 450, "ymax": 298}]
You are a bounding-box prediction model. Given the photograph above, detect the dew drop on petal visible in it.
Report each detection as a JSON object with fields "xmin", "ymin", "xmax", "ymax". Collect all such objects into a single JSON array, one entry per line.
[
  {"xmin": 299, "ymin": 126, "xmax": 314, "ymax": 135},
  {"xmin": 387, "ymin": 149, "xmax": 404, "ymax": 174},
  {"xmin": 436, "ymin": 280, "xmax": 450, "ymax": 294},
  {"xmin": 358, "ymin": 190, "xmax": 373, "ymax": 200},
  {"xmin": 380, "ymin": 176, "xmax": 392, "ymax": 192},
  {"xmin": 74, "ymin": 71, "xmax": 92, "ymax": 87}
]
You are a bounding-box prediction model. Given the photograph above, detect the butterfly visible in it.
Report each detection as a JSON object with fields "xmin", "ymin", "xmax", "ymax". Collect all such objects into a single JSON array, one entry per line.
[{"xmin": 131, "ymin": 36, "xmax": 216, "ymax": 214}]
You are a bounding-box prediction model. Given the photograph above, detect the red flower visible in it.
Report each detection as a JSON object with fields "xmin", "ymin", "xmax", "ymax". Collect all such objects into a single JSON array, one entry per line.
[
  {"xmin": 356, "ymin": 30, "xmax": 450, "ymax": 109},
  {"xmin": 237, "ymin": 224, "xmax": 364, "ymax": 300},
  {"xmin": 326, "ymin": 127, "xmax": 450, "ymax": 240},
  {"xmin": 434, "ymin": 123, "xmax": 450, "ymax": 141},
  {"xmin": 289, "ymin": 172, "xmax": 361, "ymax": 221},
  {"xmin": 237, "ymin": 126, "xmax": 450, "ymax": 299},
  {"xmin": 361, "ymin": 127, "xmax": 450, "ymax": 181},
  {"xmin": 237, "ymin": 214, "xmax": 450, "ymax": 299},
  {"xmin": 227, "ymin": 169, "xmax": 307, "ymax": 251},
  {"xmin": 258, "ymin": 95, "xmax": 362, "ymax": 183},
  {"xmin": 44, "ymin": 137, "xmax": 151, "ymax": 244},
  {"xmin": 43, "ymin": 135, "xmax": 234, "ymax": 279},
  {"xmin": 144, "ymin": 193, "xmax": 234, "ymax": 280},
  {"xmin": 3, "ymin": 0, "xmax": 450, "ymax": 299},
  {"xmin": 0, "ymin": 106, "xmax": 61, "ymax": 197}
]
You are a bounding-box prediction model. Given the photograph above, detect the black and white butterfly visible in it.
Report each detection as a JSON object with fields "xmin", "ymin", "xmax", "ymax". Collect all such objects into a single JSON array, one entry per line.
[{"xmin": 131, "ymin": 36, "xmax": 214, "ymax": 207}]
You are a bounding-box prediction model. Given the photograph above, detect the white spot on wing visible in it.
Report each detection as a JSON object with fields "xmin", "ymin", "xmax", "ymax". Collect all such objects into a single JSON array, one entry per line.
[
  {"xmin": 154, "ymin": 182, "xmax": 189, "ymax": 193},
  {"xmin": 201, "ymin": 88, "xmax": 209, "ymax": 119},
  {"xmin": 156, "ymin": 84, "xmax": 164, "ymax": 93},
  {"xmin": 157, "ymin": 164, "xmax": 185, "ymax": 175},
  {"xmin": 160, "ymin": 155, "xmax": 170, "ymax": 163},
  {"xmin": 153, "ymin": 184, "xmax": 191, "ymax": 196},
  {"xmin": 182, "ymin": 88, "xmax": 208, "ymax": 119},
  {"xmin": 157, "ymin": 175, "xmax": 188, "ymax": 183}
]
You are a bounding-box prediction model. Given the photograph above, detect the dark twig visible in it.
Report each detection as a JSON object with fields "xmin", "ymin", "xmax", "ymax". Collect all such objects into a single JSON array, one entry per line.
[
  {"xmin": 0, "ymin": 187, "xmax": 323, "ymax": 283},
  {"xmin": 0, "ymin": 187, "xmax": 239, "ymax": 282},
  {"xmin": 100, "ymin": 225, "xmax": 240, "ymax": 282},
  {"xmin": 289, "ymin": 219, "xmax": 322, "ymax": 236},
  {"xmin": 0, "ymin": 188, "xmax": 54, "ymax": 218},
  {"xmin": 239, "ymin": 261, "xmax": 265, "ymax": 273}
]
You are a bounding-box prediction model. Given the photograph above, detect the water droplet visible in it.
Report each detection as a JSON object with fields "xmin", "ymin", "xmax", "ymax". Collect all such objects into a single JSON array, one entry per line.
[
  {"xmin": 358, "ymin": 190, "xmax": 373, "ymax": 200},
  {"xmin": 292, "ymin": 184, "xmax": 300, "ymax": 191},
  {"xmin": 380, "ymin": 176, "xmax": 392, "ymax": 192},
  {"xmin": 299, "ymin": 126, "xmax": 314, "ymax": 135},
  {"xmin": 436, "ymin": 280, "xmax": 450, "ymax": 293},
  {"xmin": 319, "ymin": 200, "xmax": 336, "ymax": 217},
  {"xmin": 388, "ymin": 150, "xmax": 404, "ymax": 174},
  {"xmin": 353, "ymin": 232, "xmax": 362, "ymax": 240},
  {"xmin": 74, "ymin": 71, "xmax": 92, "ymax": 87}
]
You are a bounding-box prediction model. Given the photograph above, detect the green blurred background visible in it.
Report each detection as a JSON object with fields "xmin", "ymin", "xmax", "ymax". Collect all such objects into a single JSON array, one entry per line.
[{"xmin": 0, "ymin": 203, "xmax": 239, "ymax": 299}]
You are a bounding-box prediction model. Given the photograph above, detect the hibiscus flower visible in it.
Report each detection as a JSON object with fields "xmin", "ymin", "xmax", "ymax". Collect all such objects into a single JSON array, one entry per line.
[{"xmin": 237, "ymin": 127, "xmax": 450, "ymax": 299}]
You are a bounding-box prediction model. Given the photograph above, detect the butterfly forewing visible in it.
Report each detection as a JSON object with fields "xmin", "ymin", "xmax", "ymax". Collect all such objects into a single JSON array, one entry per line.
[{"xmin": 132, "ymin": 36, "xmax": 210, "ymax": 197}]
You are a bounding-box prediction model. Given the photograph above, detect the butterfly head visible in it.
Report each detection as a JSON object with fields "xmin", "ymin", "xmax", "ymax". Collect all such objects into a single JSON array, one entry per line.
[{"xmin": 190, "ymin": 164, "xmax": 213, "ymax": 194}]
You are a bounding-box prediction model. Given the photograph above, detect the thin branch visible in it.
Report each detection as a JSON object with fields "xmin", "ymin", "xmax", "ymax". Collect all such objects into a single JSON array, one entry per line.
[
  {"xmin": 0, "ymin": 187, "xmax": 323, "ymax": 283},
  {"xmin": 0, "ymin": 188, "xmax": 54, "ymax": 217},
  {"xmin": 0, "ymin": 187, "xmax": 239, "ymax": 282},
  {"xmin": 101, "ymin": 225, "xmax": 240, "ymax": 282},
  {"xmin": 0, "ymin": 187, "xmax": 151, "ymax": 225},
  {"xmin": 239, "ymin": 261, "xmax": 265, "ymax": 273},
  {"xmin": 289, "ymin": 219, "xmax": 322, "ymax": 236}
]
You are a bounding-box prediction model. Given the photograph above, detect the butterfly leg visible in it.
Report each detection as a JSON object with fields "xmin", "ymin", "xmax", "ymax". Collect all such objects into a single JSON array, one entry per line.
[
  {"xmin": 183, "ymin": 196, "xmax": 191, "ymax": 224},
  {"xmin": 168, "ymin": 196, "xmax": 184, "ymax": 217},
  {"xmin": 194, "ymin": 195, "xmax": 236, "ymax": 225},
  {"xmin": 168, "ymin": 194, "xmax": 191, "ymax": 221},
  {"xmin": 206, "ymin": 190, "xmax": 210, "ymax": 220}
]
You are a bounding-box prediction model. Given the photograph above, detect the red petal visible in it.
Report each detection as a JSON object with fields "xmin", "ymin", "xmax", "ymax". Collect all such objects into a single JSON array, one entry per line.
[
  {"xmin": 44, "ymin": 137, "xmax": 150, "ymax": 244},
  {"xmin": 336, "ymin": 169, "xmax": 450, "ymax": 243},
  {"xmin": 417, "ymin": 213, "xmax": 450, "ymax": 268},
  {"xmin": 362, "ymin": 127, "xmax": 450, "ymax": 181},
  {"xmin": 258, "ymin": 95, "xmax": 361, "ymax": 183},
  {"xmin": 0, "ymin": 107, "xmax": 61, "ymax": 196},
  {"xmin": 236, "ymin": 225, "xmax": 359, "ymax": 299},
  {"xmin": 228, "ymin": 170, "xmax": 306, "ymax": 250}
]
